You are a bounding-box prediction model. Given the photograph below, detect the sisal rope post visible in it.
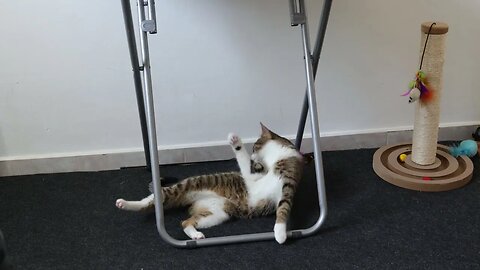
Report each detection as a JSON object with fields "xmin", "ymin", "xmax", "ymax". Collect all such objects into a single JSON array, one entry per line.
[
  {"xmin": 411, "ymin": 22, "xmax": 449, "ymax": 165},
  {"xmin": 373, "ymin": 22, "xmax": 473, "ymax": 192}
]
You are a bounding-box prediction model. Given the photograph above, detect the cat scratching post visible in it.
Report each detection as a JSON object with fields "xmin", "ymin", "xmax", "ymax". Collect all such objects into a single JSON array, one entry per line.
[
  {"xmin": 411, "ymin": 23, "xmax": 447, "ymax": 165},
  {"xmin": 373, "ymin": 22, "xmax": 474, "ymax": 192}
]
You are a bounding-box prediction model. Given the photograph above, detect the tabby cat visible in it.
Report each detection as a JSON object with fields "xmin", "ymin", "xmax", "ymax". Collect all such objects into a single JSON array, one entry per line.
[{"xmin": 115, "ymin": 124, "xmax": 303, "ymax": 244}]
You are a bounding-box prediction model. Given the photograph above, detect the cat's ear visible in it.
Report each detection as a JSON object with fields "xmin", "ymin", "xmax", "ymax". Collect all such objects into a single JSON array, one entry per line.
[{"xmin": 260, "ymin": 122, "xmax": 273, "ymax": 139}]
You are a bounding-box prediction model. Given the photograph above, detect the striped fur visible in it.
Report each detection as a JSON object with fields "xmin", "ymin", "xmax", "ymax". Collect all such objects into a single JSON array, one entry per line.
[
  {"xmin": 274, "ymin": 157, "xmax": 303, "ymax": 223},
  {"xmin": 159, "ymin": 172, "xmax": 251, "ymax": 217}
]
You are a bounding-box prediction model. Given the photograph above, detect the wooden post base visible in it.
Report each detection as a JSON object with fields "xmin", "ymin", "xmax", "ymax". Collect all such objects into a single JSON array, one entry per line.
[{"xmin": 373, "ymin": 143, "xmax": 474, "ymax": 192}]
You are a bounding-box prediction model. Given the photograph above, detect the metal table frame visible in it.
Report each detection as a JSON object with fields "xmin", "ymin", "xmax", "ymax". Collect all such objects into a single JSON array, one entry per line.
[{"xmin": 120, "ymin": 0, "xmax": 332, "ymax": 248}]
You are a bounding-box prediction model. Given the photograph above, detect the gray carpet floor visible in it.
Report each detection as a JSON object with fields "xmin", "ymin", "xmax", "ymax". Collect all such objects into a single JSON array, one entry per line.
[{"xmin": 0, "ymin": 148, "xmax": 479, "ymax": 269}]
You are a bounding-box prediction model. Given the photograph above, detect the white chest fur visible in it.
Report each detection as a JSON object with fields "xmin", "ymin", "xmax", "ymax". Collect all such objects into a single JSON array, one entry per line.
[
  {"xmin": 246, "ymin": 171, "xmax": 283, "ymax": 207},
  {"xmin": 246, "ymin": 141, "xmax": 301, "ymax": 207},
  {"xmin": 259, "ymin": 141, "xmax": 301, "ymax": 170}
]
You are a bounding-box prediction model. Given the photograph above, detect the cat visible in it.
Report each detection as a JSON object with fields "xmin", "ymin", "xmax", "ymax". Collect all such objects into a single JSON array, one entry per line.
[{"xmin": 115, "ymin": 124, "xmax": 303, "ymax": 244}]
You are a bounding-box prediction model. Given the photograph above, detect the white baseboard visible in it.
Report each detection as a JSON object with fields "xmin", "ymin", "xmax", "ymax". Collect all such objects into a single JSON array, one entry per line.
[{"xmin": 0, "ymin": 124, "xmax": 477, "ymax": 177}]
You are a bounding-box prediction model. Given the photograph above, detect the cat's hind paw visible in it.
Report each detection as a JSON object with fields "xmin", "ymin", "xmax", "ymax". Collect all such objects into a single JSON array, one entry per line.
[
  {"xmin": 228, "ymin": 133, "xmax": 243, "ymax": 151},
  {"xmin": 274, "ymin": 223, "xmax": 287, "ymax": 244},
  {"xmin": 116, "ymin": 198, "xmax": 126, "ymax": 209}
]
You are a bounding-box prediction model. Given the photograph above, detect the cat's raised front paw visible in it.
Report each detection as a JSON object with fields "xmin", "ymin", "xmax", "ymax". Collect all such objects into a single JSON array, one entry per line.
[
  {"xmin": 228, "ymin": 133, "xmax": 243, "ymax": 150},
  {"xmin": 116, "ymin": 198, "xmax": 126, "ymax": 209},
  {"xmin": 274, "ymin": 223, "xmax": 287, "ymax": 244}
]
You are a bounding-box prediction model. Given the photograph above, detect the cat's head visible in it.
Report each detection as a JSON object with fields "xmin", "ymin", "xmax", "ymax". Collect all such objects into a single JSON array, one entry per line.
[
  {"xmin": 252, "ymin": 123, "xmax": 295, "ymax": 154},
  {"xmin": 250, "ymin": 123, "xmax": 301, "ymax": 173}
]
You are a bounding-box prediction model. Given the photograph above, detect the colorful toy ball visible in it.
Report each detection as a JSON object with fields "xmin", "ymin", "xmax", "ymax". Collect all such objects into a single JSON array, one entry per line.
[
  {"xmin": 449, "ymin": 140, "xmax": 478, "ymax": 158},
  {"xmin": 399, "ymin": 154, "xmax": 407, "ymax": 162}
]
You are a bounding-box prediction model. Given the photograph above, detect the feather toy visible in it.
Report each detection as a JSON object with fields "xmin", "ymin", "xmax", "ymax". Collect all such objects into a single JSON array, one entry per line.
[{"xmin": 401, "ymin": 70, "xmax": 434, "ymax": 103}]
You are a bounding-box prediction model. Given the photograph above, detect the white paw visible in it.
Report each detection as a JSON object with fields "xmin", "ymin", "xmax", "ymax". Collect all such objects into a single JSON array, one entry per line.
[
  {"xmin": 184, "ymin": 225, "xmax": 206, "ymax": 240},
  {"xmin": 274, "ymin": 223, "xmax": 287, "ymax": 244},
  {"xmin": 191, "ymin": 231, "xmax": 205, "ymax": 240},
  {"xmin": 116, "ymin": 198, "xmax": 126, "ymax": 209},
  {"xmin": 228, "ymin": 133, "xmax": 243, "ymax": 150}
]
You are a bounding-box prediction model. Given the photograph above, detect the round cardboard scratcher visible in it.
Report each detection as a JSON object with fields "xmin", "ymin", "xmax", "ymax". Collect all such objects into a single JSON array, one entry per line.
[{"xmin": 373, "ymin": 143, "xmax": 474, "ymax": 192}]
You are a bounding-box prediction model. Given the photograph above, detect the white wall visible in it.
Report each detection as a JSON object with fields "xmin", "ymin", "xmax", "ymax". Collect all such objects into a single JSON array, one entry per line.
[{"xmin": 0, "ymin": 0, "xmax": 479, "ymax": 160}]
